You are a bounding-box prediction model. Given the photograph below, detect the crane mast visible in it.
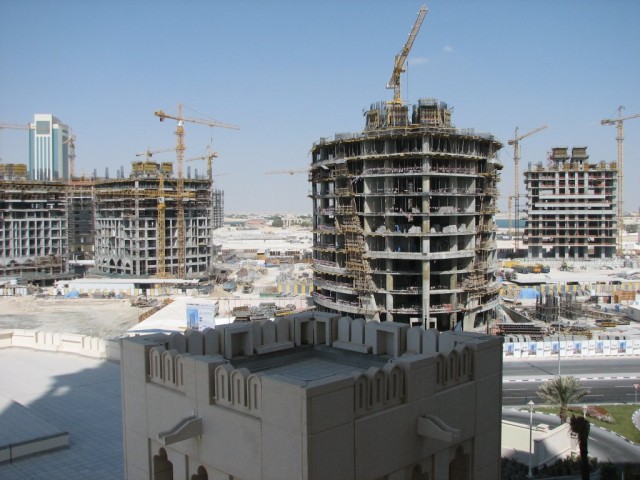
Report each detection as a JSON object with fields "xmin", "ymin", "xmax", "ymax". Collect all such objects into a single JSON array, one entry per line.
[
  {"xmin": 507, "ymin": 125, "xmax": 547, "ymax": 255},
  {"xmin": 387, "ymin": 5, "xmax": 428, "ymax": 105},
  {"xmin": 601, "ymin": 106, "xmax": 640, "ymax": 256},
  {"xmin": 155, "ymin": 104, "xmax": 239, "ymax": 278},
  {"xmin": 63, "ymin": 135, "xmax": 76, "ymax": 178}
]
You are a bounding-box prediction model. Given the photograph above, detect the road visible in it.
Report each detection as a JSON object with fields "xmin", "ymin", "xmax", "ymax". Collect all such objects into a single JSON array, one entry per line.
[
  {"xmin": 503, "ymin": 357, "xmax": 640, "ymax": 406},
  {"xmin": 502, "ymin": 409, "xmax": 640, "ymax": 466}
]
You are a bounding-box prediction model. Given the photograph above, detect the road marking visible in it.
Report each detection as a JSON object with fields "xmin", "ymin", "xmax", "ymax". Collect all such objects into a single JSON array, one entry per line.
[{"xmin": 504, "ymin": 376, "xmax": 640, "ymax": 383}]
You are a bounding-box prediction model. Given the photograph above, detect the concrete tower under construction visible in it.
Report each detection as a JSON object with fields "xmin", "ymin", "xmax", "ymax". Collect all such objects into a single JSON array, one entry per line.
[
  {"xmin": 310, "ymin": 99, "xmax": 503, "ymax": 330},
  {"xmin": 524, "ymin": 147, "xmax": 618, "ymax": 259},
  {"xmin": 93, "ymin": 162, "xmax": 218, "ymax": 278}
]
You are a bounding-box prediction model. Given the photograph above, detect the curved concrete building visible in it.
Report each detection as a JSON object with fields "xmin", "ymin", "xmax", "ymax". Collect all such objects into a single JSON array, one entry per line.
[
  {"xmin": 93, "ymin": 164, "xmax": 217, "ymax": 278},
  {"xmin": 310, "ymin": 99, "xmax": 503, "ymax": 330}
]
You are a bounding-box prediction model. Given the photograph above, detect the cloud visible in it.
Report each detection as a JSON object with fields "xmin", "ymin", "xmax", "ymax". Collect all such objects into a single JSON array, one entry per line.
[
  {"xmin": 443, "ymin": 45, "xmax": 454, "ymax": 53},
  {"xmin": 408, "ymin": 56, "xmax": 429, "ymax": 66}
]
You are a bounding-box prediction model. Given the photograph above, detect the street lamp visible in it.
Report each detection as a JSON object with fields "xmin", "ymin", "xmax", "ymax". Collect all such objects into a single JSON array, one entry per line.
[{"xmin": 528, "ymin": 400, "xmax": 535, "ymax": 479}]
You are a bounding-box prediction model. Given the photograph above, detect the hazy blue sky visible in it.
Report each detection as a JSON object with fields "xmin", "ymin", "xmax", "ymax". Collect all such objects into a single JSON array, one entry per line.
[{"xmin": 1, "ymin": 0, "xmax": 639, "ymax": 214}]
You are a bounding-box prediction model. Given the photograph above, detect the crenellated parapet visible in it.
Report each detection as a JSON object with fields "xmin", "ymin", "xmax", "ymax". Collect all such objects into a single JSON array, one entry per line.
[
  {"xmin": 212, "ymin": 364, "xmax": 262, "ymax": 415},
  {"xmin": 353, "ymin": 363, "xmax": 404, "ymax": 416},
  {"xmin": 140, "ymin": 311, "xmax": 498, "ymax": 419}
]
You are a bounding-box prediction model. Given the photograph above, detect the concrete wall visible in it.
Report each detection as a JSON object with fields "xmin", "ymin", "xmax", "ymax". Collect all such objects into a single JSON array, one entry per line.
[
  {"xmin": 0, "ymin": 329, "xmax": 120, "ymax": 361},
  {"xmin": 502, "ymin": 420, "xmax": 572, "ymax": 469}
]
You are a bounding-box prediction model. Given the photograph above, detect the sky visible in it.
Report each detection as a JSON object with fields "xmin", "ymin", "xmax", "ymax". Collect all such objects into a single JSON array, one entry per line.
[{"xmin": 1, "ymin": 0, "xmax": 639, "ymax": 215}]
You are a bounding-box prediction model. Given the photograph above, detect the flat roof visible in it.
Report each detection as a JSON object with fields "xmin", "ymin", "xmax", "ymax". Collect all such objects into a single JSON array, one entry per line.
[{"xmin": 0, "ymin": 349, "xmax": 123, "ymax": 479}]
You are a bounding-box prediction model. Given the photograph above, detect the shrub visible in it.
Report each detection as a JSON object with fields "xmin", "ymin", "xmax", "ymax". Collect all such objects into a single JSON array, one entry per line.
[{"xmin": 568, "ymin": 405, "xmax": 615, "ymax": 424}]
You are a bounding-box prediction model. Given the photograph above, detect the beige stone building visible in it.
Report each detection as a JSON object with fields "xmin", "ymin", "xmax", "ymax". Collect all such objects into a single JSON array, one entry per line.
[{"xmin": 121, "ymin": 312, "xmax": 503, "ymax": 480}]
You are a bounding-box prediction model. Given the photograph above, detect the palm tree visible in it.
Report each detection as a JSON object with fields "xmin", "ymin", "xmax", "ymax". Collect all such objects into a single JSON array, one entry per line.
[
  {"xmin": 570, "ymin": 414, "xmax": 591, "ymax": 480},
  {"xmin": 537, "ymin": 375, "xmax": 586, "ymax": 423}
]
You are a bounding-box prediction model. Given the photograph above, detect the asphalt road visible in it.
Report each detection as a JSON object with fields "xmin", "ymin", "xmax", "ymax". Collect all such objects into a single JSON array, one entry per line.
[
  {"xmin": 503, "ymin": 357, "xmax": 640, "ymax": 406},
  {"xmin": 504, "ymin": 357, "xmax": 640, "ymax": 380},
  {"xmin": 503, "ymin": 409, "xmax": 640, "ymax": 466}
]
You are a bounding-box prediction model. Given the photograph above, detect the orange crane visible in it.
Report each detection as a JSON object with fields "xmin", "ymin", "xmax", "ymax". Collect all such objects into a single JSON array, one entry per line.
[
  {"xmin": 387, "ymin": 4, "xmax": 428, "ymax": 105},
  {"xmin": 185, "ymin": 146, "xmax": 218, "ymax": 180},
  {"xmin": 154, "ymin": 104, "xmax": 239, "ymax": 278},
  {"xmin": 507, "ymin": 125, "xmax": 547, "ymax": 254},
  {"xmin": 601, "ymin": 106, "xmax": 640, "ymax": 255}
]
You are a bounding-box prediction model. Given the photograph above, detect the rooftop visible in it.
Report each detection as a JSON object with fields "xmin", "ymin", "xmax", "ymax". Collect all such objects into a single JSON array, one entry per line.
[{"xmin": 0, "ymin": 349, "xmax": 123, "ymax": 479}]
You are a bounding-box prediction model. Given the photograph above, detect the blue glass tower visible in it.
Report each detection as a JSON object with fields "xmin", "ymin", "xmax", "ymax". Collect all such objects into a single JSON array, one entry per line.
[{"xmin": 28, "ymin": 114, "xmax": 70, "ymax": 181}]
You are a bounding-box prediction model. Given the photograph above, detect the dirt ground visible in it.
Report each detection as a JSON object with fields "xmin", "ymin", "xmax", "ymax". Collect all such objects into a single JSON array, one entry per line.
[{"xmin": 0, "ymin": 296, "xmax": 142, "ymax": 339}]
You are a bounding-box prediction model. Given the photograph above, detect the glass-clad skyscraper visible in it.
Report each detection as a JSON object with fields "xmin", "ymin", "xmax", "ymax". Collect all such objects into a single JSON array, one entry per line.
[{"xmin": 29, "ymin": 114, "xmax": 70, "ymax": 181}]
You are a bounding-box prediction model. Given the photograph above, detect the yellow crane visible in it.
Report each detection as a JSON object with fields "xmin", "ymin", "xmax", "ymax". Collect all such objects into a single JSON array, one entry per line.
[
  {"xmin": 185, "ymin": 146, "xmax": 219, "ymax": 180},
  {"xmin": 601, "ymin": 106, "xmax": 640, "ymax": 256},
  {"xmin": 154, "ymin": 103, "xmax": 239, "ymax": 278},
  {"xmin": 135, "ymin": 146, "xmax": 174, "ymax": 161},
  {"xmin": 507, "ymin": 194, "xmax": 514, "ymax": 236},
  {"xmin": 507, "ymin": 125, "xmax": 547, "ymax": 254},
  {"xmin": 387, "ymin": 4, "xmax": 428, "ymax": 105}
]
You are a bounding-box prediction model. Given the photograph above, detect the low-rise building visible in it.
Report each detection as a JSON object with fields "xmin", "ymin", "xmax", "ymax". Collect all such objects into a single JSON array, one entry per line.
[{"xmin": 121, "ymin": 312, "xmax": 503, "ymax": 479}]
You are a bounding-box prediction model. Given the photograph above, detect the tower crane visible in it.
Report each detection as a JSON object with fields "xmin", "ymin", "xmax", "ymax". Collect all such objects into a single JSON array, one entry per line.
[
  {"xmin": 507, "ymin": 194, "xmax": 514, "ymax": 236},
  {"xmin": 507, "ymin": 125, "xmax": 547, "ymax": 255},
  {"xmin": 265, "ymin": 168, "xmax": 309, "ymax": 175},
  {"xmin": 63, "ymin": 133, "xmax": 76, "ymax": 178},
  {"xmin": 0, "ymin": 123, "xmax": 30, "ymax": 164},
  {"xmin": 135, "ymin": 146, "xmax": 175, "ymax": 161},
  {"xmin": 154, "ymin": 103, "xmax": 239, "ymax": 278},
  {"xmin": 387, "ymin": 4, "xmax": 428, "ymax": 105},
  {"xmin": 601, "ymin": 106, "xmax": 640, "ymax": 256},
  {"xmin": 0, "ymin": 123, "xmax": 29, "ymax": 131},
  {"xmin": 185, "ymin": 146, "xmax": 218, "ymax": 180}
]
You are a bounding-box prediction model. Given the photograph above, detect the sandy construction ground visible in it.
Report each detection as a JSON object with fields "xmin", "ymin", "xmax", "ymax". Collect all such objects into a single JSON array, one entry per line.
[{"xmin": 0, "ymin": 296, "xmax": 141, "ymax": 338}]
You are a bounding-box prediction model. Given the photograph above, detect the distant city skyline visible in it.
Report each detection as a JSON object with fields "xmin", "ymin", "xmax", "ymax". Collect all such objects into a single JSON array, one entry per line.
[{"xmin": 1, "ymin": 0, "xmax": 638, "ymax": 213}]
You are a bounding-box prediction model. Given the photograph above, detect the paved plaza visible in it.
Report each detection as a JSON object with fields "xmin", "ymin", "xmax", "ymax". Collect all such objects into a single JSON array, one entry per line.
[{"xmin": 0, "ymin": 348, "xmax": 124, "ymax": 479}]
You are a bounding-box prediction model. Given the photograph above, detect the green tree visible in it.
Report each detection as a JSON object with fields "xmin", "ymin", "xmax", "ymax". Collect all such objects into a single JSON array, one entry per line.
[
  {"xmin": 271, "ymin": 216, "xmax": 284, "ymax": 227},
  {"xmin": 537, "ymin": 376, "xmax": 586, "ymax": 423},
  {"xmin": 569, "ymin": 414, "xmax": 591, "ymax": 480}
]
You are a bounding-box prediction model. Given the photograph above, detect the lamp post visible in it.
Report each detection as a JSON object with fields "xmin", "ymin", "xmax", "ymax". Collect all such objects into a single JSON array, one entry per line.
[{"xmin": 528, "ymin": 400, "xmax": 535, "ymax": 479}]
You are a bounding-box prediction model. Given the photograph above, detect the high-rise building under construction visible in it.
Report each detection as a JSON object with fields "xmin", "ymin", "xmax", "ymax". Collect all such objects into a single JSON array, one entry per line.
[
  {"xmin": 524, "ymin": 147, "xmax": 618, "ymax": 259},
  {"xmin": 310, "ymin": 99, "xmax": 503, "ymax": 330},
  {"xmin": 93, "ymin": 161, "xmax": 218, "ymax": 277}
]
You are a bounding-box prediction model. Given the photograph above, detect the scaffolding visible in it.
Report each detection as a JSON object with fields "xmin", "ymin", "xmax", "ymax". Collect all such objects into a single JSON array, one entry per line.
[
  {"xmin": 311, "ymin": 97, "xmax": 503, "ymax": 328},
  {"xmin": 0, "ymin": 180, "xmax": 68, "ymax": 280}
]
